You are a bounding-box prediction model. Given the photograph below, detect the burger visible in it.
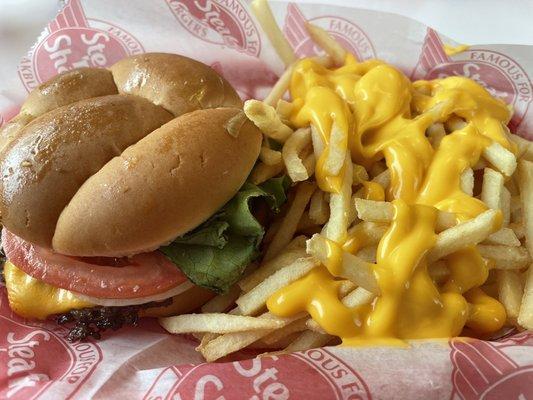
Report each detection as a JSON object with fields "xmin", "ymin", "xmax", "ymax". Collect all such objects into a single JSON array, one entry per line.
[{"xmin": 0, "ymin": 53, "xmax": 287, "ymax": 340}]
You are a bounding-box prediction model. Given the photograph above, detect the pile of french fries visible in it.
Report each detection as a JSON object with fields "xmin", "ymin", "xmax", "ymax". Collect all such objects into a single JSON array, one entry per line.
[{"xmin": 159, "ymin": 0, "xmax": 533, "ymax": 362}]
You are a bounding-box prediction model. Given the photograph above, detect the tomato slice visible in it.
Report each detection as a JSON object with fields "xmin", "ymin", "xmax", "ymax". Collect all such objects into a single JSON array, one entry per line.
[{"xmin": 1, "ymin": 228, "xmax": 189, "ymax": 299}]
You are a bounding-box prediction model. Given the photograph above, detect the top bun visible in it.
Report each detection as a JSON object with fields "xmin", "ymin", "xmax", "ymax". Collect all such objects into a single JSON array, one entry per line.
[
  {"xmin": 111, "ymin": 53, "xmax": 242, "ymax": 116},
  {"xmin": 0, "ymin": 68, "xmax": 117, "ymax": 154},
  {"xmin": 0, "ymin": 53, "xmax": 241, "ymax": 155},
  {"xmin": 0, "ymin": 95, "xmax": 173, "ymax": 247},
  {"xmin": 0, "ymin": 53, "xmax": 258, "ymax": 255},
  {"xmin": 53, "ymin": 108, "xmax": 261, "ymax": 257}
]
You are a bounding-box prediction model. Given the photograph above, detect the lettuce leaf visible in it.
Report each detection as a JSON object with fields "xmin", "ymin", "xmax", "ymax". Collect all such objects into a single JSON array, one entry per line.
[{"xmin": 161, "ymin": 177, "xmax": 289, "ymax": 293}]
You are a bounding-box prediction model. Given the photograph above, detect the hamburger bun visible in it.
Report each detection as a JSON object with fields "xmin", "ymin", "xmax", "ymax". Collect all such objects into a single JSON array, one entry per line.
[
  {"xmin": 52, "ymin": 107, "xmax": 262, "ymax": 257},
  {"xmin": 21, "ymin": 67, "xmax": 118, "ymax": 117},
  {"xmin": 1, "ymin": 53, "xmax": 242, "ymax": 155},
  {"xmin": 110, "ymin": 53, "xmax": 243, "ymax": 116},
  {"xmin": 0, "ymin": 68, "xmax": 118, "ymax": 154},
  {"xmin": 0, "ymin": 52, "xmax": 251, "ymax": 254},
  {"xmin": 0, "ymin": 95, "xmax": 173, "ymax": 247}
]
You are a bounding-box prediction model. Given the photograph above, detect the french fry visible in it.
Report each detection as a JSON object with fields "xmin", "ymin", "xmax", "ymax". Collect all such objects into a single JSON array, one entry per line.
[
  {"xmin": 302, "ymin": 142, "xmax": 316, "ymax": 175},
  {"xmin": 511, "ymin": 195, "xmax": 522, "ymax": 223},
  {"xmin": 264, "ymin": 56, "xmax": 331, "ymax": 106},
  {"xmin": 497, "ymin": 270, "xmax": 523, "ymax": 320},
  {"xmin": 343, "ymin": 222, "xmax": 387, "ymax": 253},
  {"xmin": 200, "ymin": 312, "xmax": 303, "ymax": 362},
  {"xmin": 481, "ymin": 168, "xmax": 504, "ymax": 210},
  {"xmin": 265, "ymin": 65, "xmax": 295, "ymax": 106},
  {"xmin": 323, "ymin": 123, "xmax": 347, "ymax": 176},
  {"xmin": 515, "ymin": 160, "xmax": 533, "ymax": 329},
  {"xmin": 483, "ymin": 141, "xmax": 517, "ymax": 177},
  {"xmin": 352, "ymin": 164, "xmax": 369, "ymax": 185},
  {"xmin": 250, "ymin": 332, "xmax": 302, "ymax": 350},
  {"xmin": 309, "ymin": 189, "xmax": 329, "ymax": 225},
  {"xmin": 501, "ymin": 186, "xmax": 511, "ymax": 226},
  {"xmin": 427, "ymin": 122, "xmax": 446, "ymax": 148},
  {"xmin": 159, "ymin": 313, "xmax": 284, "ymax": 334},
  {"xmin": 300, "ymin": 145, "xmax": 316, "ymax": 177},
  {"xmin": 518, "ymin": 264, "xmax": 533, "ymax": 330},
  {"xmin": 484, "ymin": 228, "xmax": 521, "ymax": 247},
  {"xmin": 354, "ymin": 198, "xmax": 392, "ymax": 222},
  {"xmin": 478, "ymin": 245, "xmax": 531, "ymax": 270},
  {"xmin": 250, "ymin": 0, "xmax": 296, "ymax": 67},
  {"xmin": 235, "ymin": 257, "xmax": 319, "ymax": 315},
  {"xmin": 427, "ymin": 209, "xmax": 501, "ymax": 264},
  {"xmin": 305, "ymin": 22, "xmax": 347, "ymax": 65},
  {"xmin": 198, "ymin": 332, "xmax": 219, "ymax": 350},
  {"xmin": 284, "ymin": 330, "xmax": 333, "ymax": 352},
  {"xmin": 372, "ymin": 169, "xmax": 391, "ymax": 189},
  {"xmin": 356, "ymin": 246, "xmax": 377, "ymax": 263},
  {"xmin": 195, "ymin": 309, "xmax": 243, "ymax": 349},
  {"xmin": 509, "ymin": 133, "xmax": 533, "ymax": 161},
  {"xmin": 303, "ymin": 154, "xmax": 317, "ymax": 179},
  {"xmin": 276, "ymin": 99, "xmax": 294, "ymax": 124},
  {"xmin": 244, "ymin": 100, "xmax": 293, "ymax": 143},
  {"xmin": 342, "ymin": 286, "xmax": 375, "ymax": 307},
  {"xmin": 338, "ymin": 280, "xmax": 358, "ymax": 297},
  {"xmin": 354, "ymin": 198, "xmax": 456, "ymax": 231},
  {"xmin": 264, "ymin": 182, "xmax": 316, "ymax": 261},
  {"xmin": 201, "ymin": 285, "xmax": 241, "ymax": 313},
  {"xmin": 260, "ymin": 146, "xmax": 283, "ymax": 166},
  {"xmin": 282, "ymin": 127, "xmax": 312, "ymax": 181},
  {"xmin": 311, "ymin": 124, "xmax": 325, "ymax": 158},
  {"xmin": 506, "ymin": 177, "xmax": 520, "ymax": 197},
  {"xmin": 460, "ymin": 168, "xmax": 474, "ymax": 196},
  {"xmin": 262, "ymin": 318, "xmax": 308, "ymax": 345},
  {"xmin": 307, "ymin": 234, "xmax": 380, "ymax": 294},
  {"xmin": 306, "ymin": 319, "xmax": 327, "ymax": 334},
  {"xmin": 239, "ymin": 236, "xmax": 307, "ymax": 292},
  {"xmin": 324, "ymin": 156, "xmax": 353, "ymax": 242},
  {"xmin": 518, "ymin": 160, "xmax": 533, "ymax": 256},
  {"xmin": 444, "ymin": 116, "xmax": 466, "ymax": 132},
  {"xmin": 250, "ymin": 161, "xmax": 284, "ymax": 185}
]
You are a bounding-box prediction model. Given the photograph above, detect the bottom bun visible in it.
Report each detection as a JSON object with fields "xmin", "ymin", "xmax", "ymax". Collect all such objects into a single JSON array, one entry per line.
[{"xmin": 141, "ymin": 285, "xmax": 216, "ymax": 318}]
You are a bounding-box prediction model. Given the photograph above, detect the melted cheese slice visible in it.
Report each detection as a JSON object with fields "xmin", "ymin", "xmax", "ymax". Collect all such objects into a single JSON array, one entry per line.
[{"xmin": 4, "ymin": 261, "xmax": 92, "ymax": 319}]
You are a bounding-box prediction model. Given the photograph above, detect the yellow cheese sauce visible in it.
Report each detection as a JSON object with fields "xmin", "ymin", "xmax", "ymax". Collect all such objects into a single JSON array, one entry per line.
[
  {"xmin": 443, "ymin": 43, "xmax": 470, "ymax": 56},
  {"xmin": 361, "ymin": 181, "xmax": 385, "ymax": 201},
  {"xmin": 4, "ymin": 261, "xmax": 91, "ymax": 319},
  {"xmin": 267, "ymin": 54, "xmax": 515, "ymax": 344}
]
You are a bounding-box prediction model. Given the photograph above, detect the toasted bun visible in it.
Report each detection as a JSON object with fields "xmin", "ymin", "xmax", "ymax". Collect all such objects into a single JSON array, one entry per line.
[
  {"xmin": 111, "ymin": 53, "xmax": 242, "ymax": 116},
  {"xmin": 0, "ymin": 95, "xmax": 173, "ymax": 247},
  {"xmin": 0, "ymin": 53, "xmax": 253, "ymax": 256},
  {"xmin": 0, "ymin": 68, "xmax": 117, "ymax": 154},
  {"xmin": 21, "ymin": 68, "xmax": 118, "ymax": 117},
  {"xmin": 53, "ymin": 108, "xmax": 262, "ymax": 257},
  {"xmin": 1, "ymin": 53, "xmax": 241, "ymax": 155},
  {"xmin": 0, "ymin": 114, "xmax": 34, "ymax": 155}
]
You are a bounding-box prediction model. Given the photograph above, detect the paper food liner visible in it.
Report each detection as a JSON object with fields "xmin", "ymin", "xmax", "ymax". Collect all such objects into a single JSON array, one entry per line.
[{"xmin": 1, "ymin": 1, "xmax": 533, "ymax": 399}]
